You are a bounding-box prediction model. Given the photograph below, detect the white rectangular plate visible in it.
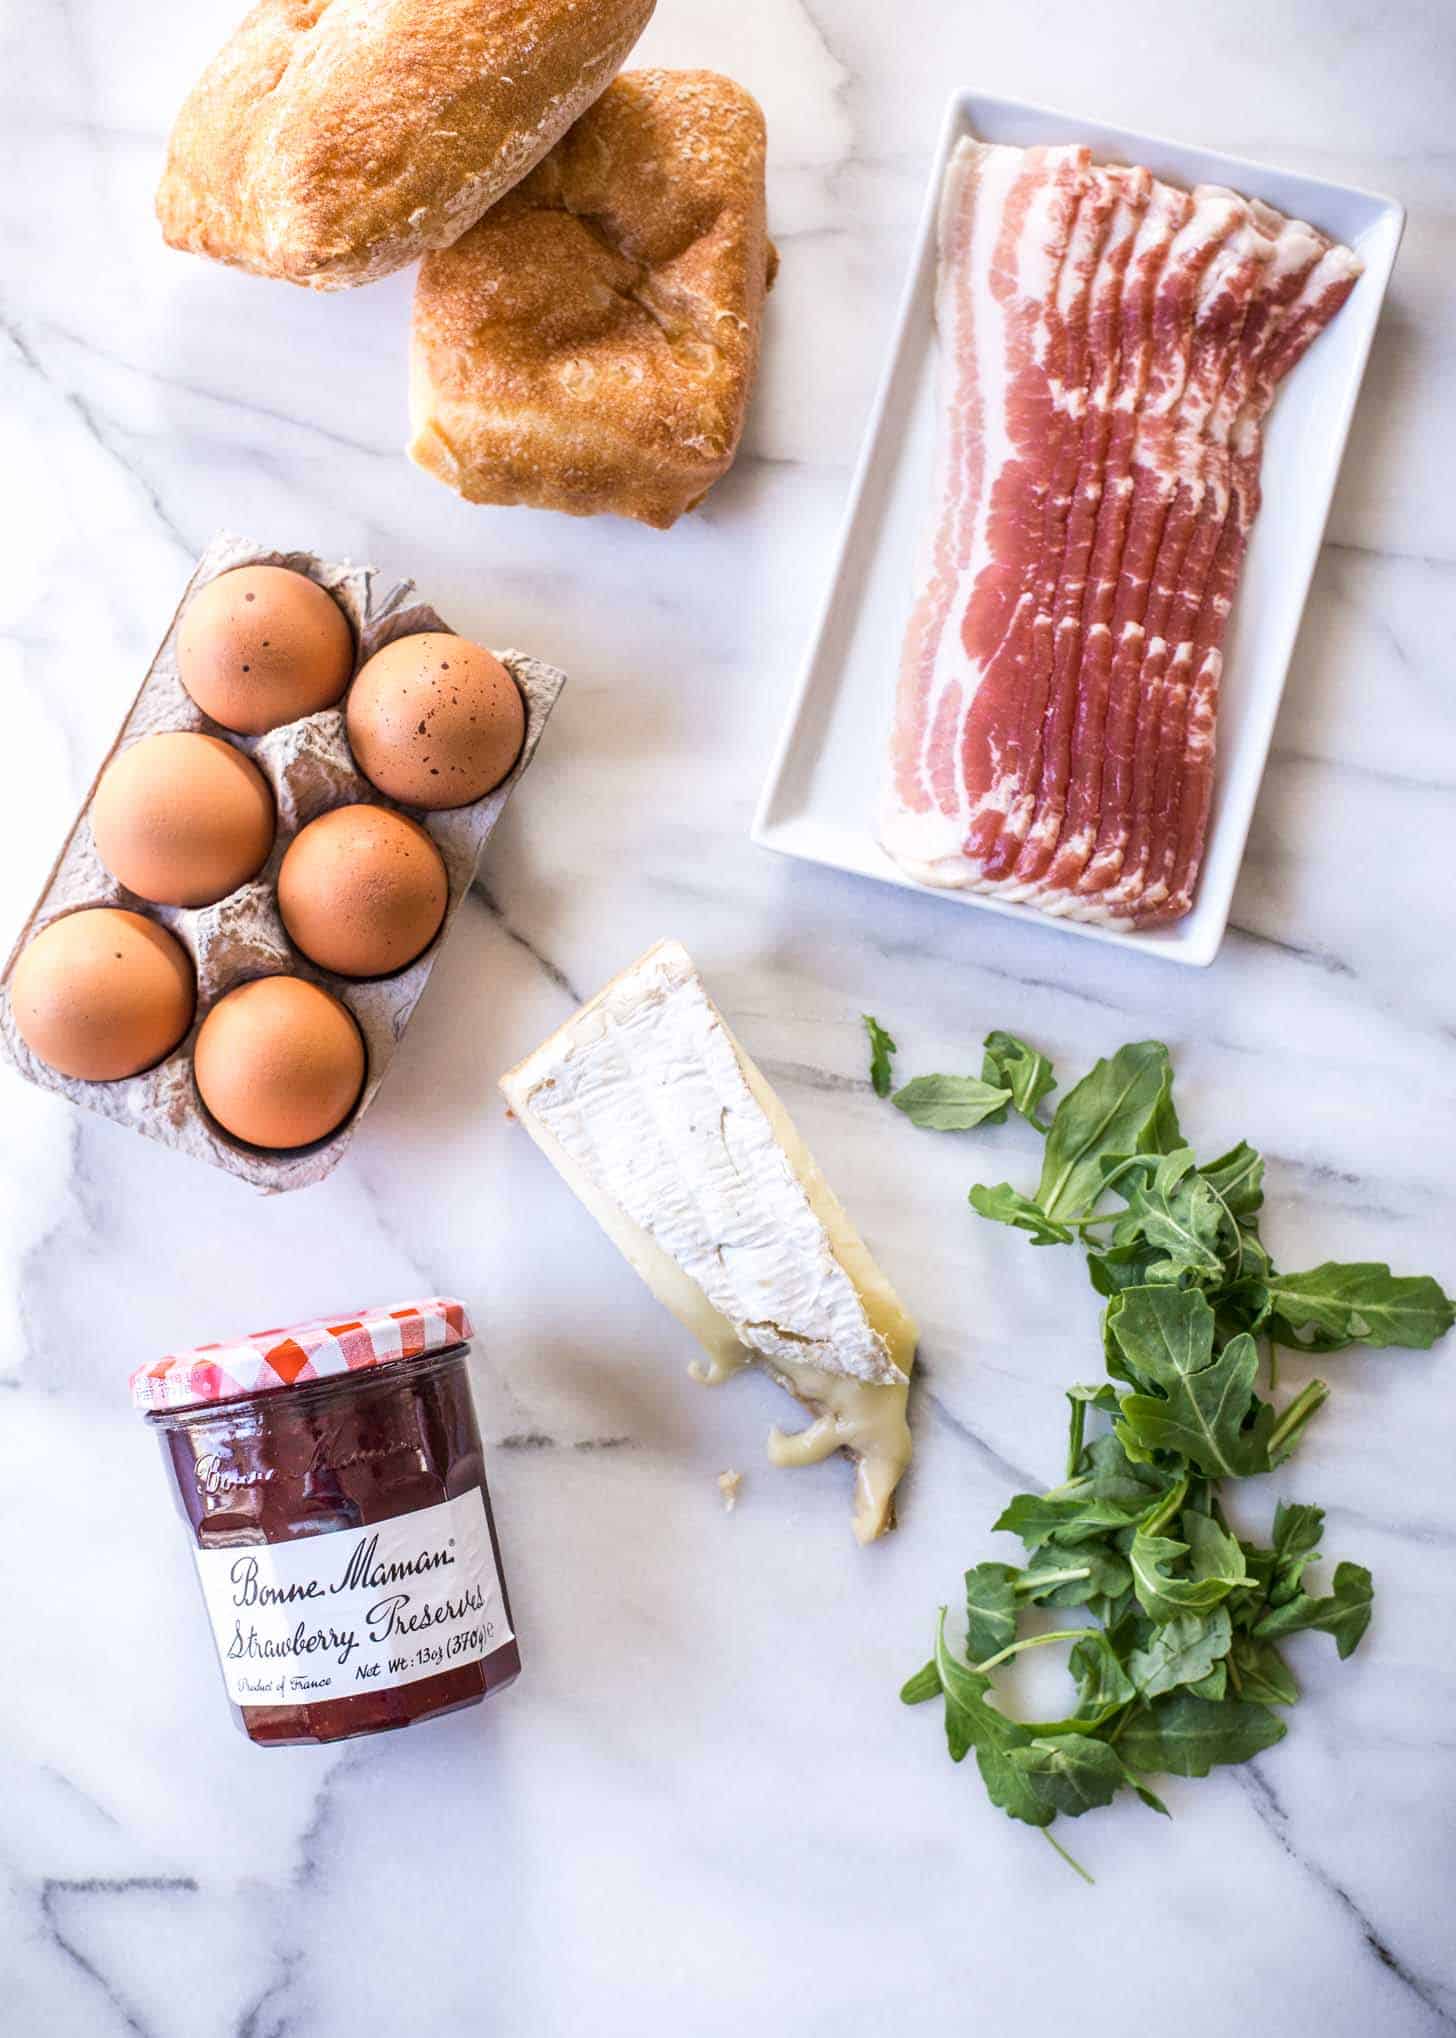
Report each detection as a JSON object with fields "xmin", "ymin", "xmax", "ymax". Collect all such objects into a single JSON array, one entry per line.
[{"xmin": 753, "ymin": 91, "xmax": 1403, "ymax": 967}]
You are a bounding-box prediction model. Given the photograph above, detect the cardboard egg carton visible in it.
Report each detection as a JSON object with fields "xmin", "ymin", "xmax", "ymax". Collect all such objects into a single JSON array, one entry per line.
[{"xmin": 0, "ymin": 533, "xmax": 565, "ymax": 1192}]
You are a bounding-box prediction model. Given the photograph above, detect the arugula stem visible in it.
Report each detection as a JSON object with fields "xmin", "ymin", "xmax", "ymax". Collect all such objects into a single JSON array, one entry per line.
[
  {"xmin": 1038, "ymin": 1476, "xmax": 1094, "ymax": 1503},
  {"xmin": 973, "ymin": 1629, "xmax": 1087, "ymax": 1675},
  {"xmin": 1269, "ymin": 1379, "xmax": 1330, "ymax": 1460},
  {"xmin": 1095, "ymin": 1155, "xmax": 1146, "ymax": 1199},
  {"xmin": 1267, "ymin": 1339, "xmax": 1278, "ymax": 1392},
  {"xmin": 1138, "ymin": 1474, "xmax": 1189, "ymax": 1541},
  {"xmin": 1013, "ymin": 1568, "xmax": 1090, "ymax": 1595},
  {"xmin": 1040, "ymin": 1827, "xmax": 1095, "ymax": 1884},
  {"xmin": 1066, "ymin": 1397, "xmax": 1088, "ymax": 1481}
]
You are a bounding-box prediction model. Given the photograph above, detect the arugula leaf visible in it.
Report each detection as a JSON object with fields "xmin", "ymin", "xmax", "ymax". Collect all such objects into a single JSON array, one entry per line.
[
  {"xmin": 1129, "ymin": 1608, "xmax": 1233, "ymax": 1699},
  {"xmin": 1086, "ymin": 1240, "xmax": 1169, "ymax": 1297},
  {"xmin": 1007, "ymin": 1735, "xmax": 1128, "ymax": 1820},
  {"xmin": 1106, "ymin": 1284, "xmax": 1218, "ymax": 1392},
  {"xmin": 964, "ymin": 1563, "xmax": 1019, "ymax": 1664},
  {"xmin": 900, "ymin": 1660, "xmax": 941, "ymax": 1705},
  {"xmin": 1091, "ymin": 1589, "xmax": 1138, "ymax": 1631},
  {"xmin": 1228, "ymin": 1632, "xmax": 1299, "ymax": 1706},
  {"xmin": 1185, "ymin": 1663, "xmax": 1228, "ymax": 1701},
  {"xmin": 1231, "ymin": 1543, "xmax": 1276, "ymax": 1618},
  {"xmin": 1268, "ymin": 1502, "xmax": 1325, "ymax": 1605},
  {"xmin": 1024, "ymin": 1543, "xmax": 1131, "ymax": 1610},
  {"xmin": 1211, "ymin": 1283, "xmax": 1271, "ymax": 1346},
  {"xmin": 1264, "ymin": 1263, "xmax": 1456, "ymax": 1351},
  {"xmin": 1034, "ymin": 1041, "xmax": 1180, "ymax": 1223},
  {"xmin": 977, "ymin": 1744, "xmax": 1053, "ymax": 1827},
  {"xmin": 1234, "ymin": 1230, "xmax": 1274, "ymax": 1286},
  {"xmin": 925, "ymin": 1611, "xmax": 1052, "ymax": 1825},
  {"xmin": 1077, "ymin": 1430, "xmax": 1174, "ymax": 1507},
  {"xmin": 1199, "ymin": 1140, "xmax": 1266, "ymax": 1220},
  {"xmin": 1272, "ymin": 1499, "xmax": 1324, "ymax": 1560},
  {"xmin": 1129, "ymin": 1514, "xmax": 1250, "ymax": 1624},
  {"xmin": 1112, "ymin": 1290, "xmax": 1273, "ymax": 1476},
  {"xmin": 863, "ymin": 1014, "xmax": 897, "ymax": 1099},
  {"xmin": 1215, "ymin": 1232, "xmax": 1275, "ymax": 1339},
  {"xmin": 894, "ymin": 1073, "xmax": 1012, "ymax": 1131},
  {"xmin": 1253, "ymin": 1562, "xmax": 1374, "ymax": 1660},
  {"xmin": 930, "ymin": 1619, "xmax": 989, "ymax": 1764},
  {"xmin": 981, "ymin": 1030, "xmax": 1057, "ymax": 1129},
  {"xmin": 1112, "ymin": 1148, "xmax": 1226, "ymax": 1283},
  {"xmin": 993, "ymin": 1492, "xmax": 1148, "ymax": 1553},
  {"xmin": 1068, "ymin": 1630, "xmax": 1137, "ymax": 1719},
  {"xmin": 1117, "ymin": 1693, "xmax": 1287, "ymax": 1777},
  {"xmin": 1119, "ymin": 1334, "xmax": 1273, "ymax": 1479},
  {"xmin": 969, "ymin": 1182, "xmax": 1073, "ymax": 1245}
]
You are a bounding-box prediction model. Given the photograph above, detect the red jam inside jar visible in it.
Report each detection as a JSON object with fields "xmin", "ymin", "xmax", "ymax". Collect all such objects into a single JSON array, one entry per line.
[{"xmin": 132, "ymin": 1300, "xmax": 519, "ymax": 1747}]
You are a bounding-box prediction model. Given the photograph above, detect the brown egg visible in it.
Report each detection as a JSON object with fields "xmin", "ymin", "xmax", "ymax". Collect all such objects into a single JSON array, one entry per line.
[
  {"xmin": 346, "ymin": 633, "xmax": 524, "ymax": 810},
  {"xmin": 8, "ymin": 908, "xmax": 194, "ymax": 1081},
  {"xmin": 193, "ymin": 976, "xmax": 365, "ymax": 1150},
  {"xmin": 177, "ymin": 566, "xmax": 354, "ymax": 734},
  {"xmin": 92, "ymin": 732, "xmax": 275, "ymax": 907},
  {"xmin": 278, "ymin": 805, "xmax": 449, "ymax": 978}
]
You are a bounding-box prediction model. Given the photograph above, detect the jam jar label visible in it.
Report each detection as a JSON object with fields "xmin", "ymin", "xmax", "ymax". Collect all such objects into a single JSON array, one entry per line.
[{"xmin": 192, "ymin": 1491, "xmax": 513, "ymax": 1707}]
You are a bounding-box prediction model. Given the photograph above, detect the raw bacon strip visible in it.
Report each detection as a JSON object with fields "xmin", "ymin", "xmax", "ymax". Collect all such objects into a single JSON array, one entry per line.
[
  {"xmin": 979, "ymin": 167, "xmax": 1115, "ymax": 881},
  {"xmin": 954, "ymin": 144, "xmax": 1089, "ymax": 870},
  {"xmin": 1099, "ymin": 205, "xmax": 1271, "ymax": 916},
  {"xmin": 1010, "ymin": 166, "xmax": 1150, "ymax": 889},
  {"xmin": 1010, "ymin": 167, "xmax": 1162, "ymax": 893},
  {"xmin": 890, "ymin": 141, "xmax": 989, "ymax": 830},
  {"xmin": 1150, "ymin": 240, "xmax": 1363, "ymax": 923},
  {"xmin": 1074, "ymin": 185, "xmax": 1248, "ymax": 900},
  {"xmin": 1039, "ymin": 176, "xmax": 1187, "ymax": 901}
]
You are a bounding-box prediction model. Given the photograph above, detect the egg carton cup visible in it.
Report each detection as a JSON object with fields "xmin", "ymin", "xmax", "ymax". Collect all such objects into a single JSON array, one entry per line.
[{"xmin": 0, "ymin": 532, "xmax": 565, "ymax": 1192}]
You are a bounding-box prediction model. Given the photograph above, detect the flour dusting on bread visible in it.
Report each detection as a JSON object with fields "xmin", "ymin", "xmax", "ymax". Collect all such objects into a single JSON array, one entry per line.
[
  {"xmin": 157, "ymin": 0, "xmax": 657, "ymax": 290},
  {"xmin": 409, "ymin": 70, "xmax": 776, "ymax": 528}
]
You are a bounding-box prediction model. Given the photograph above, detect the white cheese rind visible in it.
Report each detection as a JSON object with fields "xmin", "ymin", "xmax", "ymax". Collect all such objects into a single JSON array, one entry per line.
[{"xmin": 506, "ymin": 942, "xmax": 904, "ymax": 1388}]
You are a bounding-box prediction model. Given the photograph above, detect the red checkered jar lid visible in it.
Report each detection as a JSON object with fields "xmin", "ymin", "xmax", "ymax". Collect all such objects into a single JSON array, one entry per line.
[{"xmin": 130, "ymin": 1297, "xmax": 473, "ymax": 1413}]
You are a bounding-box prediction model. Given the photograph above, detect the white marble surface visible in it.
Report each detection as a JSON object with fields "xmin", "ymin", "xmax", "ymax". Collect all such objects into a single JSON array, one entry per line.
[{"xmin": 2, "ymin": 2, "xmax": 1454, "ymax": 2033}]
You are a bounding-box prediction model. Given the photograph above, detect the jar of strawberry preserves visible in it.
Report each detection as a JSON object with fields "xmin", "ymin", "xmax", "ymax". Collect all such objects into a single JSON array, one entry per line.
[{"xmin": 131, "ymin": 1298, "xmax": 519, "ymax": 1746}]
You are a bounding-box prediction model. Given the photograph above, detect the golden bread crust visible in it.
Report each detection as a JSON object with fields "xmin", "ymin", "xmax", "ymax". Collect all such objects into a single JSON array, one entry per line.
[
  {"xmin": 157, "ymin": 0, "xmax": 656, "ymax": 290},
  {"xmin": 409, "ymin": 68, "xmax": 775, "ymax": 528}
]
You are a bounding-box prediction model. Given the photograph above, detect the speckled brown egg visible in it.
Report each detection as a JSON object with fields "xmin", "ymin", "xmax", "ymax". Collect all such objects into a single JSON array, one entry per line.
[
  {"xmin": 91, "ymin": 732, "xmax": 275, "ymax": 907},
  {"xmin": 8, "ymin": 908, "xmax": 194, "ymax": 1081},
  {"xmin": 346, "ymin": 633, "xmax": 524, "ymax": 810},
  {"xmin": 193, "ymin": 975, "xmax": 365, "ymax": 1150},
  {"xmin": 177, "ymin": 566, "xmax": 354, "ymax": 735},
  {"xmin": 278, "ymin": 804, "xmax": 449, "ymax": 978}
]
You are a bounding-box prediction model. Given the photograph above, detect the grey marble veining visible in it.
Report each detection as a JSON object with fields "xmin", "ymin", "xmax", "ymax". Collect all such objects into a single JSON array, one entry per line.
[{"xmin": 2, "ymin": 1, "xmax": 1454, "ymax": 2034}]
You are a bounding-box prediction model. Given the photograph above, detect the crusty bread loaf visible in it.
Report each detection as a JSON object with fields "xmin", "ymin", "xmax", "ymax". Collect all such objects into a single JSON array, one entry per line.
[
  {"xmin": 157, "ymin": 0, "xmax": 656, "ymax": 290},
  {"xmin": 409, "ymin": 69, "xmax": 777, "ymax": 529}
]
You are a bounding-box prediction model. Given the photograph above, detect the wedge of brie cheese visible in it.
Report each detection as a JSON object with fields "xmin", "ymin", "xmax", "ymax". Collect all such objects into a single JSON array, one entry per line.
[{"xmin": 500, "ymin": 940, "xmax": 917, "ymax": 1542}]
